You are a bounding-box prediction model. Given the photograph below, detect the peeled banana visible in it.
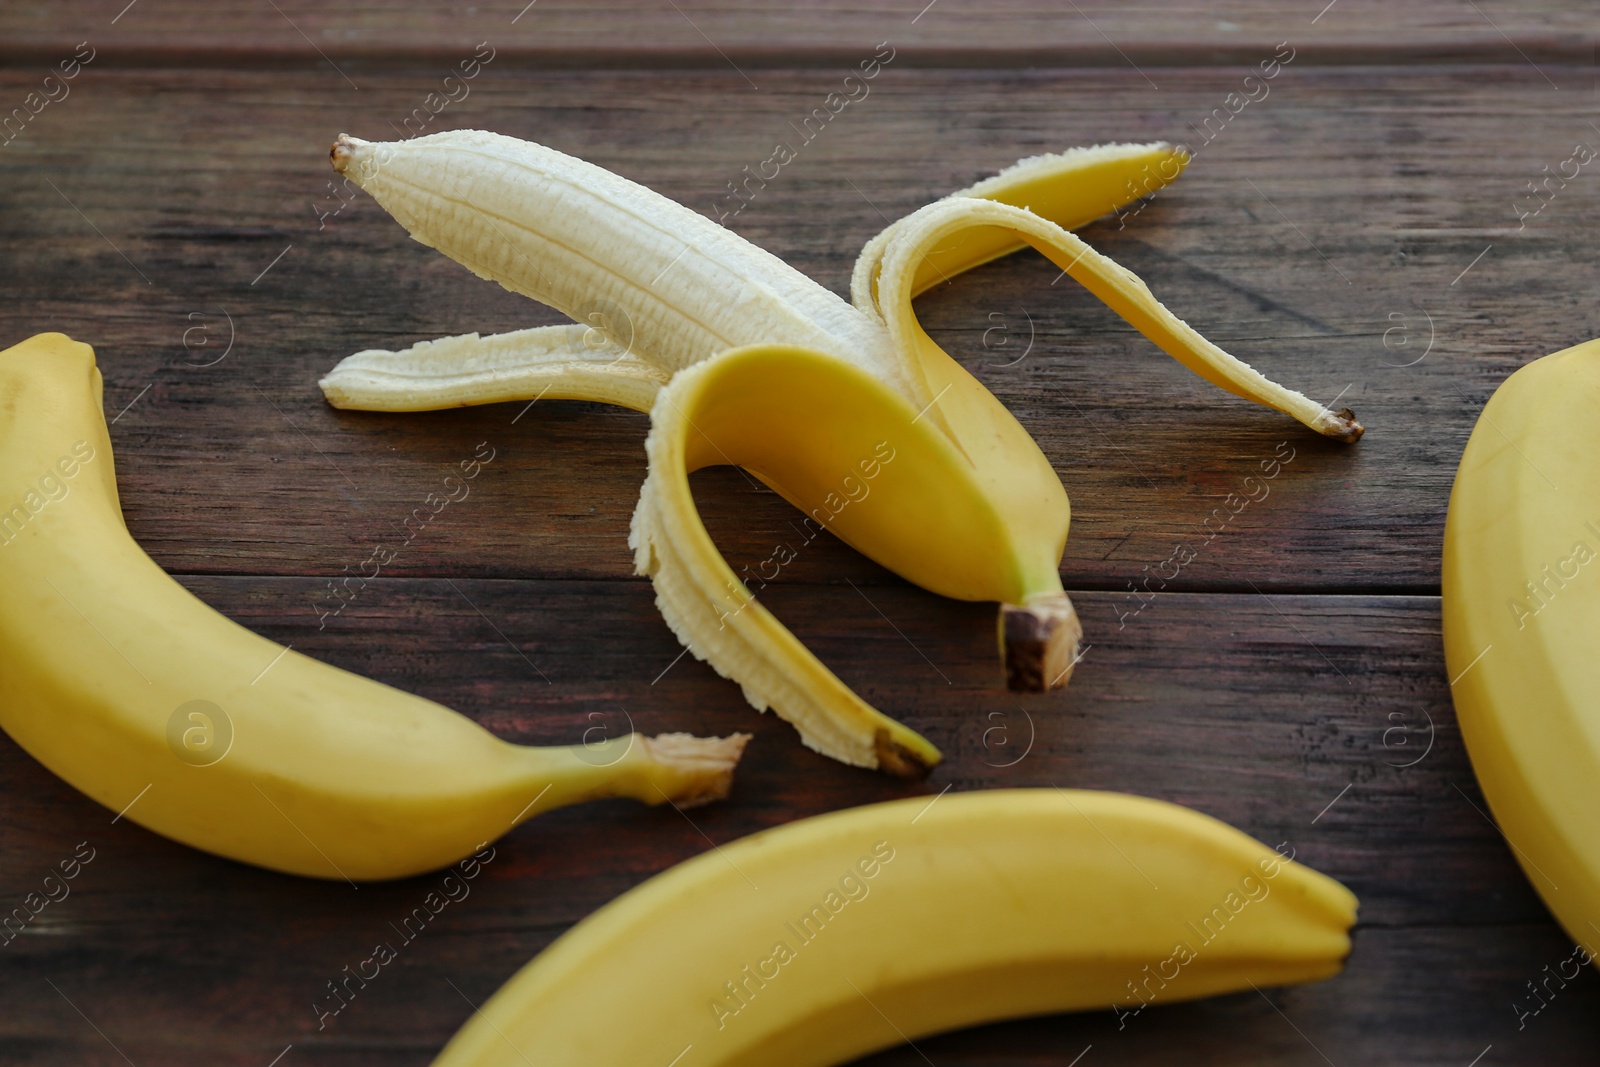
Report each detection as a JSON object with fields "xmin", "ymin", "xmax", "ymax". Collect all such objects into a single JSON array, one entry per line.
[
  {"xmin": 0, "ymin": 333, "xmax": 748, "ymax": 881},
  {"xmin": 1443, "ymin": 336, "xmax": 1600, "ymax": 958},
  {"xmin": 429, "ymin": 788, "xmax": 1358, "ymax": 1067},
  {"xmin": 323, "ymin": 130, "xmax": 1360, "ymax": 773}
]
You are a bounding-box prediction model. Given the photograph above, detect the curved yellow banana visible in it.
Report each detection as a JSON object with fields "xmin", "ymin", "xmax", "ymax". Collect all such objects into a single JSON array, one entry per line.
[
  {"xmin": 0, "ymin": 333, "xmax": 748, "ymax": 881},
  {"xmin": 431, "ymin": 789, "xmax": 1358, "ymax": 1067},
  {"xmin": 1443, "ymin": 336, "xmax": 1600, "ymax": 958}
]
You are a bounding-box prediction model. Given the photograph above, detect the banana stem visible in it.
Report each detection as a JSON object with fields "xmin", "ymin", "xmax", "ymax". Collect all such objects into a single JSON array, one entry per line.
[
  {"xmin": 511, "ymin": 732, "xmax": 751, "ymax": 827},
  {"xmin": 1000, "ymin": 592, "xmax": 1083, "ymax": 691}
]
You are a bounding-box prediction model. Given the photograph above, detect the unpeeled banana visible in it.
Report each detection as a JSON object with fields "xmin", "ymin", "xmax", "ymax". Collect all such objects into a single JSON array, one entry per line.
[
  {"xmin": 1443, "ymin": 336, "xmax": 1600, "ymax": 958},
  {"xmin": 0, "ymin": 332, "xmax": 748, "ymax": 881},
  {"xmin": 322, "ymin": 129, "xmax": 1361, "ymax": 773},
  {"xmin": 429, "ymin": 788, "xmax": 1358, "ymax": 1067}
]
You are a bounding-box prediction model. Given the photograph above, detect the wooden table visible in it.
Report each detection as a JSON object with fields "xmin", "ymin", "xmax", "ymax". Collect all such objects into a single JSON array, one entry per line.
[{"xmin": 3, "ymin": 3, "xmax": 1598, "ymax": 1063}]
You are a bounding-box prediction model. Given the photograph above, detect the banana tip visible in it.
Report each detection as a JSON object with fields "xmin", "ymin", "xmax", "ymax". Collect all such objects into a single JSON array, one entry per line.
[
  {"xmin": 644, "ymin": 732, "xmax": 752, "ymax": 808},
  {"xmin": 1323, "ymin": 407, "xmax": 1364, "ymax": 443},
  {"xmin": 1001, "ymin": 592, "xmax": 1083, "ymax": 692},
  {"xmin": 316, "ymin": 368, "xmax": 358, "ymax": 409},
  {"xmin": 330, "ymin": 132, "xmax": 360, "ymax": 174},
  {"xmin": 873, "ymin": 729, "xmax": 937, "ymax": 779}
]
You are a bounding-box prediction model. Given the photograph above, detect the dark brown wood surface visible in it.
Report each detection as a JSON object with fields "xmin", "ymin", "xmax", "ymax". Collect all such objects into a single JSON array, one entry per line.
[
  {"xmin": 3, "ymin": 3, "xmax": 1599, "ymax": 1064},
  {"xmin": 3, "ymin": 1, "xmax": 1595, "ymax": 65}
]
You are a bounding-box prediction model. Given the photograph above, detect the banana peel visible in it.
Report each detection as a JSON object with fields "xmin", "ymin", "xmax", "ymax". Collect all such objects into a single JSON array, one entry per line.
[{"xmin": 323, "ymin": 131, "xmax": 1361, "ymax": 774}]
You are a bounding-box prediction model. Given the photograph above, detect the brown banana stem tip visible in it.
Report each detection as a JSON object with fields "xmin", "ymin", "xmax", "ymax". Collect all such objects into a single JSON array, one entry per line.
[
  {"xmin": 1000, "ymin": 593, "xmax": 1083, "ymax": 692},
  {"xmin": 643, "ymin": 732, "xmax": 752, "ymax": 808},
  {"xmin": 1323, "ymin": 407, "xmax": 1364, "ymax": 443},
  {"xmin": 330, "ymin": 132, "xmax": 355, "ymax": 173},
  {"xmin": 873, "ymin": 728, "xmax": 935, "ymax": 779}
]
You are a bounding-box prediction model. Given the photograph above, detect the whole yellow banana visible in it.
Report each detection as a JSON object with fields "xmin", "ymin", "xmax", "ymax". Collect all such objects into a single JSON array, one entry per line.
[
  {"xmin": 0, "ymin": 333, "xmax": 748, "ymax": 881},
  {"xmin": 430, "ymin": 789, "xmax": 1358, "ymax": 1067},
  {"xmin": 1443, "ymin": 336, "xmax": 1600, "ymax": 958}
]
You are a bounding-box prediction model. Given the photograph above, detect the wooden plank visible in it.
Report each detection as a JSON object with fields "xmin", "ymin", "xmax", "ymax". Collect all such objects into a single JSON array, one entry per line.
[
  {"xmin": 0, "ymin": 581, "xmax": 1593, "ymax": 1063},
  {"xmin": 8, "ymin": 923, "xmax": 1596, "ymax": 1065},
  {"xmin": 2, "ymin": 12, "xmax": 1594, "ymax": 1064},
  {"xmin": 853, "ymin": 924, "xmax": 1600, "ymax": 1065},
  {"xmin": 2, "ymin": 63, "xmax": 1593, "ymax": 592},
  {"xmin": 0, "ymin": 1, "xmax": 1593, "ymax": 67}
]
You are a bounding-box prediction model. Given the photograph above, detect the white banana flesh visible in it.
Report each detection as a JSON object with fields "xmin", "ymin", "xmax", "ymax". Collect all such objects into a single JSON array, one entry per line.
[
  {"xmin": 325, "ymin": 131, "xmax": 905, "ymax": 390},
  {"xmin": 321, "ymin": 325, "xmax": 668, "ymax": 413}
]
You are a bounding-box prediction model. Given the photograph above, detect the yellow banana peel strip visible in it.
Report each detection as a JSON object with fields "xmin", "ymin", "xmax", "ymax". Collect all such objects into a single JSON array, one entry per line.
[
  {"xmin": 852, "ymin": 141, "xmax": 1192, "ymax": 305},
  {"xmin": 860, "ymin": 195, "xmax": 1364, "ymax": 444},
  {"xmin": 631, "ymin": 345, "xmax": 956, "ymax": 775}
]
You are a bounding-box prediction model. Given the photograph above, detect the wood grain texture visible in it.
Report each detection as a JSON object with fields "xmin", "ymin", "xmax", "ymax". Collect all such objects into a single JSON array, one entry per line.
[
  {"xmin": 1, "ymin": 11, "xmax": 1597, "ymax": 1065},
  {"xmin": 0, "ymin": 582, "xmax": 1594, "ymax": 1065},
  {"xmin": 1, "ymin": 1, "xmax": 1594, "ymax": 66},
  {"xmin": 4, "ymin": 63, "xmax": 1597, "ymax": 591}
]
